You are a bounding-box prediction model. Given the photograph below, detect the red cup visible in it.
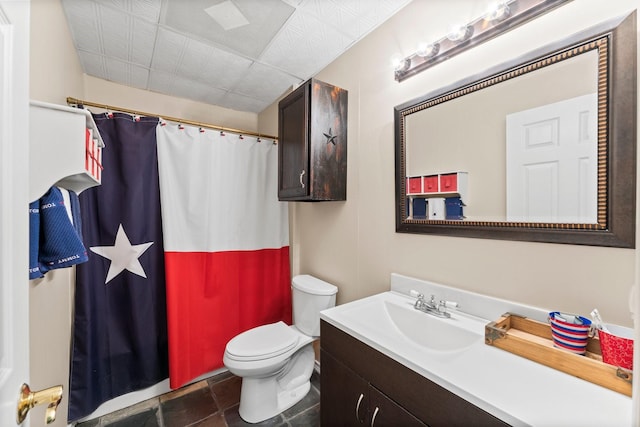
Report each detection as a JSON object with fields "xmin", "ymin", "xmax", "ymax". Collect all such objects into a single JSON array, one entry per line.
[{"xmin": 598, "ymin": 325, "xmax": 634, "ymax": 370}]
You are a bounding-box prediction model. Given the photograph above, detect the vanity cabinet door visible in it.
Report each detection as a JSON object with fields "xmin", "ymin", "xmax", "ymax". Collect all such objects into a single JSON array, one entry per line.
[
  {"xmin": 278, "ymin": 82, "xmax": 309, "ymax": 200},
  {"xmin": 321, "ymin": 349, "xmax": 369, "ymax": 425},
  {"xmin": 321, "ymin": 349, "xmax": 426, "ymax": 427},
  {"xmin": 368, "ymin": 385, "xmax": 426, "ymax": 427}
]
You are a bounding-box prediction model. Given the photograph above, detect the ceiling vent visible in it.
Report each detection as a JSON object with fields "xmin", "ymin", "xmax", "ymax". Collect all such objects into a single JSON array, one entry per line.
[{"xmin": 204, "ymin": 1, "xmax": 250, "ymax": 31}]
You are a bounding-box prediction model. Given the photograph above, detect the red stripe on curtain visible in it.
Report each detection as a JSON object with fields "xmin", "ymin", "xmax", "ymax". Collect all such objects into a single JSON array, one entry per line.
[{"xmin": 165, "ymin": 247, "xmax": 292, "ymax": 388}]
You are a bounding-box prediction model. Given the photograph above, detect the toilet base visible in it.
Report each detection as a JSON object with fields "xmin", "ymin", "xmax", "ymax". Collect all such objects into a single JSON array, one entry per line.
[
  {"xmin": 237, "ymin": 345, "xmax": 315, "ymax": 423},
  {"xmin": 239, "ymin": 379, "xmax": 310, "ymax": 423}
]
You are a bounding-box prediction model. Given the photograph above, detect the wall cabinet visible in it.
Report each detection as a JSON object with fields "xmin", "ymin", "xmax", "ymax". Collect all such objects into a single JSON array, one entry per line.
[
  {"xmin": 30, "ymin": 101, "xmax": 104, "ymax": 202},
  {"xmin": 320, "ymin": 320, "xmax": 509, "ymax": 427},
  {"xmin": 278, "ymin": 78, "xmax": 347, "ymax": 201}
]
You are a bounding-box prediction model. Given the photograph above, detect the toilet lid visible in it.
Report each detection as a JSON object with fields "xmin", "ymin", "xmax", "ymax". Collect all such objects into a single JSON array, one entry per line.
[{"xmin": 225, "ymin": 321, "xmax": 299, "ymax": 361}]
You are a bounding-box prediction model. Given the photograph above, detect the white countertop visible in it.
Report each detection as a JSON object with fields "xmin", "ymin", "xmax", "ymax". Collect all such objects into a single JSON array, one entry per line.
[{"xmin": 320, "ymin": 274, "xmax": 632, "ymax": 427}]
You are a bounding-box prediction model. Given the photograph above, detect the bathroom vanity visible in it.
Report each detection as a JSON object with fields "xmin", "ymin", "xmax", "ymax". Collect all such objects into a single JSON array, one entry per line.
[
  {"xmin": 319, "ymin": 274, "xmax": 632, "ymax": 426},
  {"xmin": 321, "ymin": 321, "xmax": 507, "ymax": 426}
]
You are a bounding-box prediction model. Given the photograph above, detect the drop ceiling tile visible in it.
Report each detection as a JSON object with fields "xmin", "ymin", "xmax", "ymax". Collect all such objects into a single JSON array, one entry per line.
[
  {"xmin": 221, "ymin": 91, "xmax": 269, "ymax": 113},
  {"xmin": 148, "ymin": 70, "xmax": 227, "ymax": 104},
  {"xmin": 148, "ymin": 28, "xmax": 187, "ymax": 73},
  {"xmin": 92, "ymin": 0, "xmax": 162, "ymax": 22},
  {"xmin": 62, "ymin": 0, "xmax": 104, "ymax": 53},
  {"xmin": 179, "ymin": 51, "xmax": 252, "ymax": 90},
  {"xmin": 152, "ymin": 28, "xmax": 253, "ymax": 90},
  {"xmin": 79, "ymin": 51, "xmax": 151, "ymax": 89},
  {"xmin": 233, "ymin": 62, "xmax": 301, "ymax": 102},
  {"xmin": 296, "ymin": 0, "xmax": 372, "ymax": 40},
  {"xmin": 260, "ymin": 11, "xmax": 353, "ymax": 79},
  {"xmin": 107, "ymin": 59, "xmax": 151, "ymax": 89},
  {"xmin": 98, "ymin": 6, "xmax": 157, "ymax": 66},
  {"xmin": 63, "ymin": 0, "xmax": 157, "ymax": 66},
  {"xmin": 161, "ymin": 0, "xmax": 295, "ymax": 58},
  {"xmin": 296, "ymin": 0, "xmax": 410, "ymax": 40},
  {"xmin": 77, "ymin": 50, "xmax": 108, "ymax": 79}
]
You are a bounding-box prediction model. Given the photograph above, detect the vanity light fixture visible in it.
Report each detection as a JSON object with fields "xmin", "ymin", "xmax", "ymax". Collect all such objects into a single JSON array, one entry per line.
[{"xmin": 394, "ymin": 0, "xmax": 572, "ymax": 82}]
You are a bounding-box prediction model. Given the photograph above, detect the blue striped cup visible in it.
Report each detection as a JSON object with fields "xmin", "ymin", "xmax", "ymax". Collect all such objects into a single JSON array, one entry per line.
[{"xmin": 548, "ymin": 312, "xmax": 592, "ymax": 355}]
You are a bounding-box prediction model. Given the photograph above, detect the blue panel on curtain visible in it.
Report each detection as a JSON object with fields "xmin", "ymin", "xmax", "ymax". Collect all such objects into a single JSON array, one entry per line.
[{"xmin": 68, "ymin": 113, "xmax": 168, "ymax": 421}]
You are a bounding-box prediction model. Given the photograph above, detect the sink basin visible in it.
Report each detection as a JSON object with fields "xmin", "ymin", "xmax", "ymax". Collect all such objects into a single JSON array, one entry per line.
[
  {"xmin": 321, "ymin": 292, "xmax": 484, "ymax": 354},
  {"xmin": 383, "ymin": 300, "xmax": 482, "ymax": 352}
]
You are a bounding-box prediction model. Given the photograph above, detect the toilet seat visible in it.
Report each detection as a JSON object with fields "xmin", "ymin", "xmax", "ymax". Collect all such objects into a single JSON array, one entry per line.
[{"xmin": 225, "ymin": 321, "xmax": 299, "ymax": 362}]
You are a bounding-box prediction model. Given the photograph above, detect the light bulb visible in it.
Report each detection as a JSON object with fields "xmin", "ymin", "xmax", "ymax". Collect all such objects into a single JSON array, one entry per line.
[
  {"xmin": 447, "ymin": 24, "xmax": 472, "ymax": 42},
  {"xmin": 416, "ymin": 42, "xmax": 439, "ymax": 58},
  {"xmin": 391, "ymin": 54, "xmax": 411, "ymax": 72},
  {"xmin": 485, "ymin": 1, "xmax": 510, "ymax": 22}
]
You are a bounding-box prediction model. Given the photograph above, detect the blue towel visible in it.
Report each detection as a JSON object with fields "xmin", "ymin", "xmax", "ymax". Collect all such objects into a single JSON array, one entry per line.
[
  {"xmin": 29, "ymin": 187, "xmax": 88, "ymax": 279},
  {"xmin": 29, "ymin": 200, "xmax": 43, "ymax": 279}
]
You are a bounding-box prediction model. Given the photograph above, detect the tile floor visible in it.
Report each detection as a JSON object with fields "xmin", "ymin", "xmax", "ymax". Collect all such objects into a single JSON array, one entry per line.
[{"xmin": 76, "ymin": 370, "xmax": 320, "ymax": 427}]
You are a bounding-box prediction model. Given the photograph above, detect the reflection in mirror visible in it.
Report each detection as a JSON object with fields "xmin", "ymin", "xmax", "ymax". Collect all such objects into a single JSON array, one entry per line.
[
  {"xmin": 395, "ymin": 11, "xmax": 636, "ymax": 247},
  {"xmin": 405, "ymin": 50, "xmax": 598, "ymax": 224}
]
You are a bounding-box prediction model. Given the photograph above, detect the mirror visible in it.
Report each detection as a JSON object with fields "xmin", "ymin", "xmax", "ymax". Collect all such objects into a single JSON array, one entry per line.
[{"xmin": 394, "ymin": 11, "xmax": 637, "ymax": 247}]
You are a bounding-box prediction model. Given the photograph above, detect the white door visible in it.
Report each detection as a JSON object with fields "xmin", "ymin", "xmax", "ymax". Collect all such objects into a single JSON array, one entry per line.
[
  {"xmin": 506, "ymin": 93, "xmax": 598, "ymax": 223},
  {"xmin": 0, "ymin": 1, "xmax": 30, "ymax": 426}
]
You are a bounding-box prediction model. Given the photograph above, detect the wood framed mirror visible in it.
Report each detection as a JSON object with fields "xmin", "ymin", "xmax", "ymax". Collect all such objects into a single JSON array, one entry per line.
[{"xmin": 394, "ymin": 11, "xmax": 636, "ymax": 247}]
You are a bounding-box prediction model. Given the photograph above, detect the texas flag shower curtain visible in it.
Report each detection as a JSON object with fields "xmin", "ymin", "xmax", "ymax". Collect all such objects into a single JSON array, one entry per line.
[
  {"xmin": 156, "ymin": 124, "xmax": 291, "ymax": 388},
  {"xmin": 69, "ymin": 113, "xmax": 168, "ymax": 421}
]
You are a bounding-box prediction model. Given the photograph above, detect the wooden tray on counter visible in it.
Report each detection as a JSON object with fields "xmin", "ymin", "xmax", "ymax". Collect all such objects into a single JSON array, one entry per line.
[{"xmin": 485, "ymin": 313, "xmax": 632, "ymax": 396}]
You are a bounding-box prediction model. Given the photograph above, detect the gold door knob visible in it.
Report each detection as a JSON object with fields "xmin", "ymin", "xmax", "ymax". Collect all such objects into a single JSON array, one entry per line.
[{"xmin": 16, "ymin": 383, "xmax": 63, "ymax": 425}]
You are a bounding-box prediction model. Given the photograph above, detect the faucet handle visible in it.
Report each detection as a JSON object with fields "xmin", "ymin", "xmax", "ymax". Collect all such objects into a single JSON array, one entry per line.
[
  {"xmin": 409, "ymin": 290, "xmax": 423, "ymax": 300},
  {"xmin": 443, "ymin": 300, "xmax": 459, "ymax": 309},
  {"xmin": 410, "ymin": 290, "xmax": 426, "ymax": 309},
  {"xmin": 436, "ymin": 300, "xmax": 459, "ymax": 314}
]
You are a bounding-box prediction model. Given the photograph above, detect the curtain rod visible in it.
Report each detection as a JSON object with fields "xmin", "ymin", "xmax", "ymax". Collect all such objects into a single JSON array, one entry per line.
[{"xmin": 66, "ymin": 97, "xmax": 278, "ymax": 141}]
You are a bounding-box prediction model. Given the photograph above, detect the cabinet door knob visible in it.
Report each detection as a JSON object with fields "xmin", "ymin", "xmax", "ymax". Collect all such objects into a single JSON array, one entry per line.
[
  {"xmin": 371, "ymin": 406, "xmax": 380, "ymax": 426},
  {"xmin": 299, "ymin": 169, "xmax": 306, "ymax": 188},
  {"xmin": 355, "ymin": 393, "xmax": 364, "ymax": 422}
]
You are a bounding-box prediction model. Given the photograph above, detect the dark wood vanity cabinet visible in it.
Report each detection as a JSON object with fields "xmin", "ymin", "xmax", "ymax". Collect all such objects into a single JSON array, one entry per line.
[
  {"xmin": 320, "ymin": 320, "xmax": 510, "ymax": 427},
  {"xmin": 277, "ymin": 78, "xmax": 347, "ymax": 201},
  {"xmin": 322, "ymin": 349, "xmax": 426, "ymax": 426}
]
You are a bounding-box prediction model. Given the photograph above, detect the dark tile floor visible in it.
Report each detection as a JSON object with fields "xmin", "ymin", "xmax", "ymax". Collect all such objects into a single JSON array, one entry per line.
[{"xmin": 76, "ymin": 370, "xmax": 320, "ymax": 427}]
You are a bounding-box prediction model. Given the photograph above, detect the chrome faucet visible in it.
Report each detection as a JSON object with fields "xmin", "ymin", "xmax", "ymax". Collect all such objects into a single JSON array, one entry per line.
[{"xmin": 409, "ymin": 290, "xmax": 458, "ymax": 319}]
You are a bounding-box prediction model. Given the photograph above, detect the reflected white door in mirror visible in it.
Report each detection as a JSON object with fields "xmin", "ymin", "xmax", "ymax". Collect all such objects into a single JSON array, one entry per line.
[{"xmin": 506, "ymin": 93, "xmax": 598, "ymax": 224}]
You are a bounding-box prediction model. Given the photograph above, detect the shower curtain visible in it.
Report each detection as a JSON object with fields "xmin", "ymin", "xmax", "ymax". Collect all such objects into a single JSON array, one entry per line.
[
  {"xmin": 68, "ymin": 113, "xmax": 169, "ymax": 421},
  {"xmin": 156, "ymin": 124, "xmax": 291, "ymax": 389}
]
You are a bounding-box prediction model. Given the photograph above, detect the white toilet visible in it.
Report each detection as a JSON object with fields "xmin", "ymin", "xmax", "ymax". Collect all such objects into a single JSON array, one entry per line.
[{"xmin": 223, "ymin": 274, "xmax": 338, "ymax": 423}]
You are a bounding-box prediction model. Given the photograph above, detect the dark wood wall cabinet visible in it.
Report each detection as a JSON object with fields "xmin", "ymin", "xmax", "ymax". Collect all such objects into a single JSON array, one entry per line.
[
  {"xmin": 278, "ymin": 78, "xmax": 348, "ymax": 201},
  {"xmin": 320, "ymin": 320, "xmax": 510, "ymax": 427}
]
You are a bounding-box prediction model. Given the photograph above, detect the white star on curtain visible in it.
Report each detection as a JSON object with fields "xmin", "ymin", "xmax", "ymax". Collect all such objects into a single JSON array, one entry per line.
[{"xmin": 90, "ymin": 223, "xmax": 154, "ymax": 284}]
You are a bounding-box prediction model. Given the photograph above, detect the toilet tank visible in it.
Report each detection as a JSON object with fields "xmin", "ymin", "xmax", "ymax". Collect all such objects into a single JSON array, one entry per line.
[{"xmin": 292, "ymin": 275, "xmax": 338, "ymax": 336}]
